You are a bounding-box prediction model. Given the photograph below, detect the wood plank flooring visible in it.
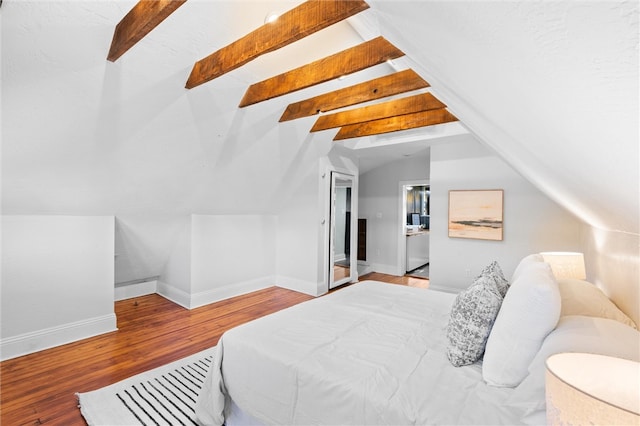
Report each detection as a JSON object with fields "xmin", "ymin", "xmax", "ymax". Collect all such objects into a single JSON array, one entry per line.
[{"xmin": 0, "ymin": 272, "xmax": 427, "ymax": 425}]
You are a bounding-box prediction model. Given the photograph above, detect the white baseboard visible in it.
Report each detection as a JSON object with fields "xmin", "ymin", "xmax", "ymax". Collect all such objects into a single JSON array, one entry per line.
[
  {"xmin": 157, "ymin": 277, "xmax": 277, "ymax": 310},
  {"xmin": 371, "ymin": 263, "xmax": 401, "ymax": 276},
  {"xmin": 0, "ymin": 314, "xmax": 117, "ymax": 361},
  {"xmin": 115, "ymin": 280, "xmax": 158, "ymax": 301},
  {"xmin": 357, "ymin": 261, "xmax": 373, "ymax": 277},
  {"xmin": 188, "ymin": 276, "xmax": 276, "ymax": 309},
  {"xmin": 156, "ymin": 280, "xmax": 192, "ymax": 309},
  {"xmin": 277, "ymin": 275, "xmax": 324, "ymax": 296}
]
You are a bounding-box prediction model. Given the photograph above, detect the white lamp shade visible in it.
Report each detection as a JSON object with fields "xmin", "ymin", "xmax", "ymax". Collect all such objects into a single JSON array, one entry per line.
[
  {"xmin": 541, "ymin": 252, "xmax": 587, "ymax": 280},
  {"xmin": 546, "ymin": 353, "xmax": 640, "ymax": 425}
]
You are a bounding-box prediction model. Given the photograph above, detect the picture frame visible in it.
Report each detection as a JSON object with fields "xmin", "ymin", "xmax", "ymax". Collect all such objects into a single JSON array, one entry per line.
[{"xmin": 448, "ymin": 189, "xmax": 503, "ymax": 241}]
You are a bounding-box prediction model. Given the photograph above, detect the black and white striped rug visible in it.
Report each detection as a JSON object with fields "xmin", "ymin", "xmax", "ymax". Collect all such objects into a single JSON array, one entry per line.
[{"xmin": 77, "ymin": 347, "xmax": 217, "ymax": 426}]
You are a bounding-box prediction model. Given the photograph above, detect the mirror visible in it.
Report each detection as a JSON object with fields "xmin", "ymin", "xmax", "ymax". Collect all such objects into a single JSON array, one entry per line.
[{"xmin": 329, "ymin": 172, "xmax": 356, "ymax": 289}]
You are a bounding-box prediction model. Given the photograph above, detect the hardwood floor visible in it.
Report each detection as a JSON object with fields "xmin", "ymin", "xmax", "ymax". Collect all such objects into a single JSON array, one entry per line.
[
  {"xmin": 363, "ymin": 271, "xmax": 430, "ymax": 288},
  {"xmin": 0, "ymin": 272, "xmax": 427, "ymax": 425}
]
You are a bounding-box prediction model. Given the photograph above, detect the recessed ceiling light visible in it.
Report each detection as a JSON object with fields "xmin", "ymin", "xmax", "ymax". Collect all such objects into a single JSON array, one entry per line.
[{"xmin": 264, "ymin": 12, "xmax": 279, "ymax": 24}]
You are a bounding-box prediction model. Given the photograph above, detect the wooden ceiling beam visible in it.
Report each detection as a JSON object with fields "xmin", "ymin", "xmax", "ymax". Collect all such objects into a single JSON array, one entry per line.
[
  {"xmin": 333, "ymin": 108, "xmax": 458, "ymax": 140},
  {"xmin": 239, "ymin": 36, "xmax": 404, "ymax": 107},
  {"xmin": 186, "ymin": 0, "xmax": 370, "ymax": 89},
  {"xmin": 107, "ymin": 0, "xmax": 187, "ymax": 62},
  {"xmin": 279, "ymin": 69, "xmax": 429, "ymax": 122},
  {"xmin": 310, "ymin": 92, "xmax": 445, "ymax": 132}
]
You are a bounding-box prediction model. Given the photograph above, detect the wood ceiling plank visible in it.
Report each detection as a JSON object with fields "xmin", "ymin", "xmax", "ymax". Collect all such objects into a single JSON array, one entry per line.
[
  {"xmin": 239, "ymin": 36, "xmax": 405, "ymax": 107},
  {"xmin": 186, "ymin": 0, "xmax": 370, "ymax": 89},
  {"xmin": 107, "ymin": 0, "xmax": 187, "ymax": 62},
  {"xmin": 280, "ymin": 69, "xmax": 429, "ymax": 122},
  {"xmin": 333, "ymin": 108, "xmax": 458, "ymax": 140},
  {"xmin": 311, "ymin": 92, "xmax": 445, "ymax": 131}
]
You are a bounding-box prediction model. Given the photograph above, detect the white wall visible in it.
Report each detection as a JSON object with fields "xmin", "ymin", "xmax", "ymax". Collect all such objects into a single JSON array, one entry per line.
[
  {"xmin": 429, "ymin": 135, "xmax": 584, "ymax": 292},
  {"xmin": 115, "ymin": 215, "xmax": 189, "ymax": 285},
  {"xmin": 158, "ymin": 214, "xmax": 277, "ymax": 309},
  {"xmin": 359, "ymin": 153, "xmax": 430, "ymax": 275},
  {"xmin": 1, "ymin": 215, "xmax": 117, "ymax": 360},
  {"xmin": 275, "ymin": 157, "xmax": 323, "ymax": 296},
  {"xmin": 158, "ymin": 216, "xmax": 192, "ymax": 307},
  {"xmin": 583, "ymin": 227, "xmax": 640, "ymax": 326},
  {"xmin": 190, "ymin": 214, "xmax": 277, "ymax": 308}
]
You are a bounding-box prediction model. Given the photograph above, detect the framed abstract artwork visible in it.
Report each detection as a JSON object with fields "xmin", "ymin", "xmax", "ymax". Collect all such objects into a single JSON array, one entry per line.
[{"xmin": 448, "ymin": 189, "xmax": 504, "ymax": 241}]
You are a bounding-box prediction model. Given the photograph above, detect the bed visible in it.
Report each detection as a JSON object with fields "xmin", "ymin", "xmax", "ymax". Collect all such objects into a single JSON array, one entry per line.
[{"xmin": 195, "ymin": 256, "xmax": 640, "ymax": 426}]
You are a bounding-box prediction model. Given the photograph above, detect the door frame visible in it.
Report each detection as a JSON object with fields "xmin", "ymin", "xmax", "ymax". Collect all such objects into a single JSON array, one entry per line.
[{"xmin": 397, "ymin": 179, "xmax": 429, "ymax": 276}]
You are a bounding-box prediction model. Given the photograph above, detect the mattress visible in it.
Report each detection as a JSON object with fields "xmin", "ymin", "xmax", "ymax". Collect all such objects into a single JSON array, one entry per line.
[{"xmin": 195, "ymin": 280, "xmax": 535, "ymax": 425}]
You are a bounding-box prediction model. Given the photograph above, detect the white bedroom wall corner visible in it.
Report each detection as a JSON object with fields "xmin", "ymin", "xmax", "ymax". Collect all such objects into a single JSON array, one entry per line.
[
  {"xmin": 114, "ymin": 279, "xmax": 158, "ymax": 301},
  {"xmin": 370, "ymin": 263, "xmax": 400, "ymax": 276},
  {"xmin": 189, "ymin": 215, "xmax": 278, "ymax": 307},
  {"xmin": 158, "ymin": 214, "xmax": 281, "ymax": 309},
  {"xmin": 156, "ymin": 280, "xmax": 192, "ymax": 309},
  {"xmin": 583, "ymin": 225, "xmax": 640, "ymax": 326},
  {"xmin": 276, "ymin": 275, "xmax": 321, "ymax": 297},
  {"xmin": 157, "ymin": 215, "xmax": 193, "ymax": 307}
]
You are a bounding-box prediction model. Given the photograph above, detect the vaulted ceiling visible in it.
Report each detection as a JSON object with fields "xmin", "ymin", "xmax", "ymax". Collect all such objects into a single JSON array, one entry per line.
[
  {"xmin": 106, "ymin": 0, "xmax": 459, "ymax": 141},
  {"xmin": 2, "ymin": 0, "xmax": 638, "ymax": 283},
  {"xmin": 104, "ymin": 0, "xmax": 639, "ymax": 235}
]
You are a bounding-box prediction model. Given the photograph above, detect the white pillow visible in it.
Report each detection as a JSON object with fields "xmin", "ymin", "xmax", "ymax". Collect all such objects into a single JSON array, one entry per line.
[
  {"xmin": 483, "ymin": 262, "xmax": 561, "ymax": 387},
  {"xmin": 508, "ymin": 315, "xmax": 640, "ymax": 418},
  {"xmin": 511, "ymin": 253, "xmax": 544, "ymax": 283},
  {"xmin": 558, "ymin": 278, "xmax": 637, "ymax": 329}
]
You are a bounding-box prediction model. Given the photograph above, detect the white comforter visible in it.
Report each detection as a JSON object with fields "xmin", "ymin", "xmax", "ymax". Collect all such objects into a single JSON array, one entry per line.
[{"xmin": 195, "ymin": 281, "xmax": 533, "ymax": 425}]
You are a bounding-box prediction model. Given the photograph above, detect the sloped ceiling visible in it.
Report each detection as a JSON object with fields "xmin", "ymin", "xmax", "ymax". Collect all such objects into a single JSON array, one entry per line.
[
  {"xmin": 363, "ymin": 0, "xmax": 638, "ymax": 234},
  {"xmin": 2, "ymin": 1, "xmax": 638, "ymax": 283}
]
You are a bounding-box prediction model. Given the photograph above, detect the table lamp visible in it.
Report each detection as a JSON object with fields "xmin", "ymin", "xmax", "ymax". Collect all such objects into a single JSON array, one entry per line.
[
  {"xmin": 540, "ymin": 252, "xmax": 586, "ymax": 280},
  {"xmin": 546, "ymin": 352, "xmax": 640, "ymax": 425}
]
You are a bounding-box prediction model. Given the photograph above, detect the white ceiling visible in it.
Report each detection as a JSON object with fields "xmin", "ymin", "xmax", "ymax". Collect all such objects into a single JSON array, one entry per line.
[{"xmin": 2, "ymin": 1, "xmax": 638, "ymax": 282}]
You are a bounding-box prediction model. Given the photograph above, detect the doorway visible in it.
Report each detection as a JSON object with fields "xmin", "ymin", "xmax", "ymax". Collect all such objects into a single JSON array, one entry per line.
[{"xmin": 399, "ymin": 180, "xmax": 430, "ymax": 281}]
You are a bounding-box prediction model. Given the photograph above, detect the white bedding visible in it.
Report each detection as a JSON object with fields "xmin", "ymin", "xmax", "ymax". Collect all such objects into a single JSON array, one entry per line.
[{"xmin": 195, "ymin": 280, "xmax": 537, "ymax": 425}]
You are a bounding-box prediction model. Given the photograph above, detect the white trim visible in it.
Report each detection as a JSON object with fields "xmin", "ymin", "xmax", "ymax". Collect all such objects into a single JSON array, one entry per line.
[
  {"xmin": 189, "ymin": 276, "xmax": 275, "ymax": 309},
  {"xmin": 156, "ymin": 280, "xmax": 191, "ymax": 309},
  {"xmin": 277, "ymin": 275, "xmax": 322, "ymax": 297},
  {"xmin": 0, "ymin": 314, "xmax": 117, "ymax": 361},
  {"xmin": 114, "ymin": 280, "xmax": 158, "ymax": 301},
  {"xmin": 357, "ymin": 261, "xmax": 373, "ymax": 277},
  {"xmin": 371, "ymin": 262, "xmax": 400, "ymax": 276}
]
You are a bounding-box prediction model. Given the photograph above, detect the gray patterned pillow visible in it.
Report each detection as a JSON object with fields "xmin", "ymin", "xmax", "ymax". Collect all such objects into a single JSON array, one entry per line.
[
  {"xmin": 477, "ymin": 261, "xmax": 510, "ymax": 297},
  {"xmin": 446, "ymin": 275, "xmax": 503, "ymax": 367}
]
